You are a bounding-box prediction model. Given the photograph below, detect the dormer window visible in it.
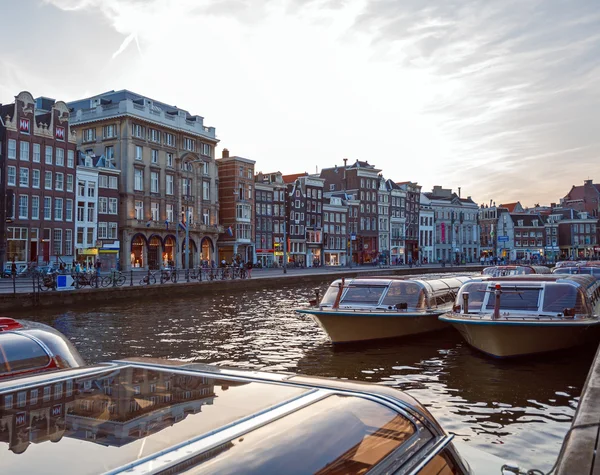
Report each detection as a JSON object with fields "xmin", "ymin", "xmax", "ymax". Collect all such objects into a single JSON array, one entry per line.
[
  {"xmin": 532, "ymin": 220, "xmax": 538, "ymax": 227},
  {"xmin": 518, "ymin": 220, "xmax": 524, "ymax": 226}
]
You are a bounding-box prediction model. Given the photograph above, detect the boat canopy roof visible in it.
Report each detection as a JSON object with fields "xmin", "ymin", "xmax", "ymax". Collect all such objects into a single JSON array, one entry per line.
[
  {"xmin": 552, "ymin": 266, "xmax": 600, "ymax": 276},
  {"xmin": 456, "ymin": 274, "xmax": 600, "ymax": 316},
  {"xmin": 0, "ymin": 359, "xmax": 452, "ymax": 475},
  {"xmin": 482, "ymin": 265, "xmax": 551, "ymax": 276}
]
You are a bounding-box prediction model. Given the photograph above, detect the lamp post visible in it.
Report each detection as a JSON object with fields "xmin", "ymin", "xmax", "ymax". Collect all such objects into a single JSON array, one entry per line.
[
  {"xmin": 282, "ymin": 194, "xmax": 287, "ymax": 274},
  {"xmin": 185, "ymin": 209, "xmax": 191, "ymax": 270}
]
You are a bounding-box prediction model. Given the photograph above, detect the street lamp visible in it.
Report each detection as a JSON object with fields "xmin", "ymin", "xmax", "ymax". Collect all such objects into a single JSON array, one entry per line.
[{"xmin": 282, "ymin": 193, "xmax": 287, "ymax": 274}]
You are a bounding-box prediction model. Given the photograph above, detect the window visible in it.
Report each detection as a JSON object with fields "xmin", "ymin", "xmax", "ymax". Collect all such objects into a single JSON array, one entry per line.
[
  {"xmin": 78, "ymin": 180, "xmax": 85, "ymax": 197},
  {"xmin": 45, "ymin": 171, "xmax": 52, "ymax": 189},
  {"xmin": 167, "ymin": 152, "xmax": 174, "ymax": 167},
  {"xmin": 98, "ymin": 197, "xmax": 108, "ymax": 214},
  {"xmin": 99, "ymin": 175, "xmax": 108, "ymax": 188},
  {"xmin": 4, "ymin": 394, "xmax": 13, "ymax": 410},
  {"xmin": 77, "ymin": 227, "xmax": 84, "ymax": 245},
  {"xmin": 109, "ymin": 176, "xmax": 118, "ymax": 189},
  {"xmin": 151, "ymin": 171, "xmax": 159, "ymax": 193},
  {"xmin": 67, "ymin": 150, "xmax": 74, "ymax": 168},
  {"xmin": 55, "ymin": 172, "xmax": 64, "ymax": 191},
  {"xmin": 98, "ymin": 222, "xmax": 108, "ymax": 239},
  {"xmin": 56, "ymin": 148, "xmax": 65, "ymax": 166},
  {"xmin": 32, "ymin": 196, "xmax": 40, "ymax": 220},
  {"xmin": 132, "ymin": 123, "xmax": 144, "ymax": 138},
  {"xmin": 151, "ymin": 149, "xmax": 159, "ymax": 163},
  {"xmin": 135, "ymin": 201, "xmax": 143, "ymax": 220},
  {"xmin": 8, "ymin": 139, "xmax": 16, "ymax": 159},
  {"xmin": 53, "ymin": 229, "xmax": 62, "ymax": 256},
  {"xmin": 203, "ymin": 161, "xmax": 209, "ymax": 175},
  {"xmin": 65, "ymin": 229, "xmax": 72, "ymax": 255},
  {"xmin": 105, "ymin": 145, "xmax": 114, "ymax": 163},
  {"xmin": 149, "ymin": 128, "xmax": 160, "ymax": 142},
  {"xmin": 30, "ymin": 389, "xmax": 39, "ymax": 405},
  {"xmin": 54, "ymin": 198, "xmax": 63, "ymax": 220},
  {"xmin": 134, "ymin": 168, "xmax": 143, "ymax": 191},
  {"xmin": 151, "ymin": 202, "xmax": 159, "ymax": 221},
  {"xmin": 87, "ymin": 182, "xmax": 95, "ymax": 197},
  {"xmin": 32, "ymin": 143, "xmax": 41, "ymax": 163},
  {"xmin": 165, "ymin": 133, "xmax": 175, "ymax": 147},
  {"xmin": 44, "ymin": 197, "xmax": 51, "ymax": 220},
  {"xmin": 7, "ymin": 166, "xmax": 16, "ymax": 186},
  {"xmin": 87, "ymin": 202, "xmax": 95, "ymax": 223},
  {"xmin": 108, "ymin": 198, "xmax": 118, "ymax": 214},
  {"xmin": 103, "ymin": 124, "xmax": 116, "ymax": 138},
  {"xmin": 203, "ymin": 181, "xmax": 210, "ymax": 200},
  {"xmin": 18, "ymin": 195, "xmax": 28, "ymax": 219},
  {"xmin": 77, "ymin": 202, "xmax": 85, "ymax": 222},
  {"xmin": 202, "ymin": 143, "xmax": 212, "ymax": 156},
  {"xmin": 166, "ymin": 204, "xmax": 174, "ymax": 222},
  {"xmin": 65, "ymin": 199, "xmax": 73, "ymax": 221},
  {"xmin": 83, "ymin": 128, "xmax": 96, "ymax": 142},
  {"xmin": 45, "ymin": 146, "xmax": 53, "ymax": 164},
  {"xmin": 135, "ymin": 145, "xmax": 143, "ymax": 160},
  {"xmin": 109, "ymin": 222, "xmax": 117, "ymax": 239},
  {"xmin": 183, "ymin": 137, "xmax": 195, "ymax": 151},
  {"xmin": 166, "ymin": 175, "xmax": 174, "ymax": 195},
  {"xmin": 182, "ymin": 177, "xmax": 192, "ymax": 196},
  {"xmin": 19, "ymin": 168, "xmax": 29, "ymax": 187},
  {"xmin": 66, "ymin": 174, "xmax": 74, "ymax": 192},
  {"xmin": 20, "ymin": 141, "xmax": 30, "ymax": 161}
]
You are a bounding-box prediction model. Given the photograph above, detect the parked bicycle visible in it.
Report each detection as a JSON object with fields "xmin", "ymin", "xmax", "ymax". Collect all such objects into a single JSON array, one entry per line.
[
  {"xmin": 74, "ymin": 271, "xmax": 100, "ymax": 288},
  {"xmin": 140, "ymin": 271, "xmax": 158, "ymax": 285},
  {"xmin": 38, "ymin": 270, "xmax": 58, "ymax": 291},
  {"xmin": 101, "ymin": 271, "xmax": 127, "ymax": 288},
  {"xmin": 161, "ymin": 268, "xmax": 178, "ymax": 283}
]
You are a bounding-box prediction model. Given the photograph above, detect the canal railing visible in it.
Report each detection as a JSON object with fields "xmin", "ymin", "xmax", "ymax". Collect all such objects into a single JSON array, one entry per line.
[{"xmin": 554, "ymin": 343, "xmax": 600, "ymax": 474}]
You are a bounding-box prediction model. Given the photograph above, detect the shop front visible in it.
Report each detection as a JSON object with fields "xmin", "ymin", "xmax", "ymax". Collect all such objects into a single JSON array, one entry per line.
[
  {"xmin": 78, "ymin": 248, "xmax": 98, "ymax": 267},
  {"xmin": 307, "ymin": 245, "xmax": 322, "ymax": 267},
  {"xmin": 324, "ymin": 250, "xmax": 345, "ymax": 266},
  {"xmin": 256, "ymin": 248, "xmax": 275, "ymax": 268}
]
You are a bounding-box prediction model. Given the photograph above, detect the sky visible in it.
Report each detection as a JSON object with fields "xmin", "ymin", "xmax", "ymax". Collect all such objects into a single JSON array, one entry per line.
[{"xmin": 0, "ymin": 0, "xmax": 598, "ymax": 207}]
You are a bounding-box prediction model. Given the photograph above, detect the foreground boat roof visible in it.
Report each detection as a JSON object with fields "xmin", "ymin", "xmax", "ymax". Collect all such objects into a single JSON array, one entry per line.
[{"xmin": 0, "ymin": 358, "xmax": 450, "ymax": 474}]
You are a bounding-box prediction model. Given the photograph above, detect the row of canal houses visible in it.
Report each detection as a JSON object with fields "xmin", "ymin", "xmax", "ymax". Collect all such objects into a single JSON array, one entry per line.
[{"xmin": 0, "ymin": 89, "xmax": 596, "ymax": 271}]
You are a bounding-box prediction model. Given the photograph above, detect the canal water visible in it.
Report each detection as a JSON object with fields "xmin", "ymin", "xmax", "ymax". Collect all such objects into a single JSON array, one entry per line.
[{"xmin": 20, "ymin": 277, "xmax": 597, "ymax": 472}]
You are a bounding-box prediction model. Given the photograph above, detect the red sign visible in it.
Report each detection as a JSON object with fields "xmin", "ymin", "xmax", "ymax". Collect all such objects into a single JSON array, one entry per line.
[
  {"xmin": 19, "ymin": 118, "xmax": 30, "ymax": 134},
  {"xmin": 441, "ymin": 223, "xmax": 446, "ymax": 243},
  {"xmin": 51, "ymin": 404, "xmax": 62, "ymax": 417},
  {"xmin": 15, "ymin": 412, "xmax": 27, "ymax": 427},
  {"xmin": 55, "ymin": 126, "xmax": 65, "ymax": 141}
]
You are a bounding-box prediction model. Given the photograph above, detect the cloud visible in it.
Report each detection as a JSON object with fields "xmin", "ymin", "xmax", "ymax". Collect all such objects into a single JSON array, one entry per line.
[{"xmin": 38, "ymin": 0, "xmax": 600, "ymax": 206}]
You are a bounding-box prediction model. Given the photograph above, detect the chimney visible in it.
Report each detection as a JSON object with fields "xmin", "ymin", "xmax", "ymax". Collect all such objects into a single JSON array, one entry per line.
[
  {"xmin": 222, "ymin": 148, "xmax": 229, "ymax": 158},
  {"xmin": 458, "ymin": 187, "xmax": 461, "ymax": 198},
  {"xmin": 585, "ymin": 179, "xmax": 593, "ymax": 185},
  {"xmin": 343, "ymin": 158, "xmax": 348, "ymax": 191}
]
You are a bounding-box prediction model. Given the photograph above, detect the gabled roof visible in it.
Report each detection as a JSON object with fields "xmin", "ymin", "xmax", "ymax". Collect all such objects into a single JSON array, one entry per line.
[
  {"xmin": 282, "ymin": 172, "xmax": 307, "ymax": 184},
  {"xmin": 510, "ymin": 213, "xmax": 544, "ymax": 226},
  {"xmin": 499, "ymin": 202, "xmax": 523, "ymax": 213}
]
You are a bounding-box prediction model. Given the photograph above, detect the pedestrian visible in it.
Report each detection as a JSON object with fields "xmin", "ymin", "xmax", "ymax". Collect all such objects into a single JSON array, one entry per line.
[
  {"xmin": 95, "ymin": 260, "xmax": 102, "ymax": 276},
  {"xmin": 11, "ymin": 259, "xmax": 17, "ymax": 277},
  {"xmin": 246, "ymin": 260, "xmax": 253, "ymax": 278}
]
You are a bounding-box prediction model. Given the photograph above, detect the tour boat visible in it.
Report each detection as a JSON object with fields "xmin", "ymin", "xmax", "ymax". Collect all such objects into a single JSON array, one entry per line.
[
  {"xmin": 552, "ymin": 263, "xmax": 600, "ymax": 277},
  {"xmin": 0, "ymin": 356, "xmax": 508, "ymax": 473},
  {"xmin": 439, "ymin": 275, "xmax": 600, "ymax": 358},
  {"xmin": 481, "ymin": 265, "xmax": 551, "ymax": 277},
  {"xmin": 296, "ymin": 276, "xmax": 472, "ymax": 344}
]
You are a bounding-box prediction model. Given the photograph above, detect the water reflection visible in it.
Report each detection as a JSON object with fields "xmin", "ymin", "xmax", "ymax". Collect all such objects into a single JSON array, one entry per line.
[{"xmin": 17, "ymin": 278, "xmax": 596, "ymax": 471}]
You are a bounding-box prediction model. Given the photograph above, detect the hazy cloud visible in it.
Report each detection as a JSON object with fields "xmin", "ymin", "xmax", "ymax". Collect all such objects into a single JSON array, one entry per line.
[{"xmin": 8, "ymin": 0, "xmax": 600, "ymax": 205}]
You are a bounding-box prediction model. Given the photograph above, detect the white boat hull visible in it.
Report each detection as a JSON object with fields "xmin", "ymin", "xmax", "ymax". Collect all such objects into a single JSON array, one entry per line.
[
  {"xmin": 297, "ymin": 309, "xmax": 449, "ymax": 343},
  {"xmin": 441, "ymin": 314, "xmax": 600, "ymax": 358}
]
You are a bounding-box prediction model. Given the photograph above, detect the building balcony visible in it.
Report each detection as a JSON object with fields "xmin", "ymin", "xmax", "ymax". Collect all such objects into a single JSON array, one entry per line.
[{"xmin": 126, "ymin": 219, "xmax": 223, "ymax": 234}]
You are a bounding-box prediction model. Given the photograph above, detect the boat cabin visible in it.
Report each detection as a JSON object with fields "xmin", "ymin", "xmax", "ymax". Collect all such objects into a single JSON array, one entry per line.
[
  {"xmin": 318, "ymin": 276, "xmax": 472, "ymax": 312},
  {"xmin": 482, "ymin": 265, "xmax": 551, "ymax": 277},
  {"xmin": 0, "ymin": 359, "xmax": 474, "ymax": 474},
  {"xmin": 453, "ymin": 275, "xmax": 600, "ymax": 318},
  {"xmin": 552, "ymin": 266, "xmax": 600, "ymax": 277}
]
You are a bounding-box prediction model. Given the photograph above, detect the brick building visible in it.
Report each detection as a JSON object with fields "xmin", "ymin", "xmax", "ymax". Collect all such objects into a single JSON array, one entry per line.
[
  {"xmin": 398, "ymin": 182, "xmax": 421, "ymax": 261},
  {"xmin": 0, "ymin": 91, "xmax": 77, "ymax": 270},
  {"xmin": 68, "ymin": 90, "xmax": 221, "ymax": 270},
  {"xmin": 320, "ymin": 160, "xmax": 380, "ymax": 264},
  {"xmin": 254, "ymin": 171, "xmax": 286, "ymax": 267},
  {"xmin": 216, "ymin": 149, "xmax": 255, "ymax": 264},
  {"xmin": 323, "ymin": 194, "xmax": 348, "ymax": 266}
]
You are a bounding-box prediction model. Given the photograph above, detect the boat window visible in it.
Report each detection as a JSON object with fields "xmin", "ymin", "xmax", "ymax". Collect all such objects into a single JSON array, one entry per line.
[
  {"xmin": 341, "ymin": 286, "xmax": 387, "ymax": 305},
  {"xmin": 456, "ymin": 283, "xmax": 488, "ymax": 312},
  {"xmin": 0, "ymin": 334, "xmax": 50, "ymax": 374},
  {"xmin": 382, "ymin": 282, "xmax": 426, "ymax": 309},
  {"xmin": 542, "ymin": 283, "xmax": 589, "ymax": 314},
  {"xmin": 485, "ymin": 287, "xmax": 541, "ymax": 311},
  {"xmin": 413, "ymin": 448, "xmax": 462, "ymax": 475},
  {"xmin": 183, "ymin": 395, "xmax": 418, "ymax": 475},
  {"xmin": 320, "ymin": 283, "xmax": 343, "ymax": 306}
]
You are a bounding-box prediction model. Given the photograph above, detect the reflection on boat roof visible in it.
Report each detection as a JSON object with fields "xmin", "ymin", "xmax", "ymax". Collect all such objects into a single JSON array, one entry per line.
[
  {"xmin": 328, "ymin": 276, "xmax": 472, "ymax": 291},
  {"xmin": 0, "ymin": 359, "xmax": 444, "ymax": 475},
  {"xmin": 474, "ymin": 274, "xmax": 599, "ymax": 289}
]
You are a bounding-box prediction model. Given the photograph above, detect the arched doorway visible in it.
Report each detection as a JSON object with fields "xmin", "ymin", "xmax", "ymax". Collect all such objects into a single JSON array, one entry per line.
[
  {"xmin": 181, "ymin": 239, "xmax": 197, "ymax": 269},
  {"xmin": 147, "ymin": 235, "xmax": 162, "ymax": 270},
  {"xmin": 131, "ymin": 234, "xmax": 146, "ymax": 268},
  {"xmin": 200, "ymin": 237, "xmax": 214, "ymax": 265},
  {"xmin": 164, "ymin": 235, "xmax": 175, "ymax": 267}
]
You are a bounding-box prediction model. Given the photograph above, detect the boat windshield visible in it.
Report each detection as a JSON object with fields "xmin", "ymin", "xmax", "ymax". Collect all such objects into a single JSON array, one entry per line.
[
  {"xmin": 0, "ymin": 334, "xmax": 50, "ymax": 375},
  {"xmin": 381, "ymin": 282, "xmax": 426, "ymax": 309},
  {"xmin": 484, "ymin": 286, "xmax": 541, "ymax": 311},
  {"xmin": 542, "ymin": 283, "xmax": 590, "ymax": 314},
  {"xmin": 553, "ymin": 267, "xmax": 600, "ymax": 276},
  {"xmin": 186, "ymin": 394, "xmax": 418, "ymax": 475},
  {"xmin": 482, "ymin": 267, "xmax": 530, "ymax": 277},
  {"xmin": 320, "ymin": 282, "xmax": 344, "ymax": 306},
  {"xmin": 341, "ymin": 286, "xmax": 387, "ymax": 305},
  {"xmin": 456, "ymin": 282, "xmax": 488, "ymax": 312}
]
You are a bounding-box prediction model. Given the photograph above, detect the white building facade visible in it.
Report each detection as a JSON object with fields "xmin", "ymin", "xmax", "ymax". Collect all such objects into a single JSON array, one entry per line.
[
  {"xmin": 75, "ymin": 166, "xmax": 99, "ymax": 266},
  {"xmin": 419, "ymin": 193, "xmax": 435, "ymax": 264}
]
